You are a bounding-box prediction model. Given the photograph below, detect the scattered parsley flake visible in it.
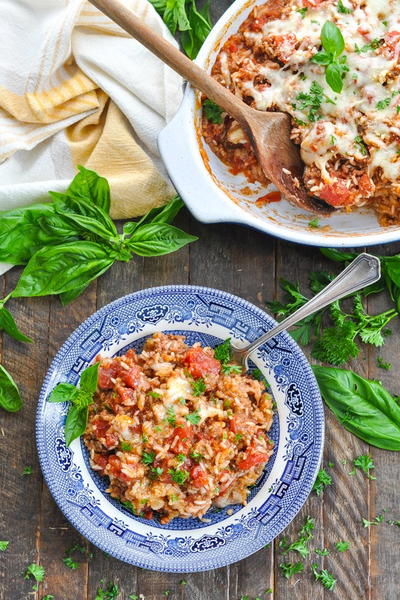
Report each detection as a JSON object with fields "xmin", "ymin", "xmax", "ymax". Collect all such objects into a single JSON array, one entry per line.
[
  {"xmin": 128, "ymin": 595, "xmax": 139, "ymax": 600},
  {"xmin": 41, "ymin": 596, "xmax": 55, "ymax": 600},
  {"xmin": 376, "ymin": 356, "xmax": 392, "ymax": 370},
  {"xmin": 179, "ymin": 579, "xmax": 188, "ymax": 585},
  {"xmin": 94, "ymin": 580, "xmax": 120, "ymax": 600},
  {"xmin": 234, "ymin": 433, "xmax": 243, "ymax": 442},
  {"xmin": 387, "ymin": 519, "xmax": 400, "ymax": 526},
  {"xmin": 315, "ymin": 548, "xmax": 330, "ymax": 556},
  {"xmin": 24, "ymin": 563, "xmax": 45, "ymax": 582},
  {"xmin": 362, "ymin": 511, "xmax": 385, "ymax": 527},
  {"xmin": 312, "ymin": 468, "xmax": 333, "ymax": 495},
  {"xmin": 185, "ymin": 411, "xmax": 201, "ymax": 425},
  {"xmin": 335, "ymin": 541, "xmax": 349, "ymax": 552},
  {"xmin": 22, "ymin": 466, "xmax": 32, "ymax": 475},
  {"xmin": 168, "ymin": 468, "xmax": 189, "ymax": 485},
  {"xmin": 0, "ymin": 541, "xmax": 9, "ymax": 551},
  {"xmin": 191, "ymin": 378, "xmax": 206, "ymax": 396},
  {"xmin": 203, "ymin": 99, "xmax": 224, "ymax": 124},
  {"xmin": 354, "ymin": 135, "xmax": 368, "ymax": 155},
  {"xmin": 141, "ymin": 451, "xmax": 155, "ymax": 465},
  {"xmin": 353, "ymin": 454, "xmax": 376, "ymax": 479},
  {"xmin": 311, "ymin": 563, "xmax": 336, "ymax": 590},
  {"xmin": 337, "ymin": 0, "xmax": 352, "ymax": 13},
  {"xmin": 62, "ymin": 556, "xmax": 79, "ymax": 570},
  {"xmin": 189, "ymin": 451, "xmax": 204, "ymax": 462},
  {"xmin": 148, "ymin": 391, "xmax": 161, "ymax": 399},
  {"xmin": 297, "ymin": 7, "xmax": 307, "ymax": 17},
  {"xmin": 309, "ymin": 218, "xmax": 320, "ymax": 228},
  {"xmin": 221, "ymin": 363, "xmax": 242, "ymax": 374},
  {"xmin": 356, "ymin": 38, "xmax": 382, "ymax": 53},
  {"xmin": 279, "ymin": 561, "xmax": 304, "ymax": 579},
  {"xmin": 121, "ymin": 500, "xmax": 135, "ymax": 514},
  {"xmin": 150, "ymin": 466, "xmax": 163, "ymax": 479},
  {"xmin": 120, "ymin": 441, "xmax": 132, "ymax": 452},
  {"xmin": 176, "ymin": 453, "xmax": 186, "ymax": 464},
  {"xmin": 376, "ymin": 97, "xmax": 391, "ymax": 110},
  {"xmin": 166, "ymin": 405, "xmax": 176, "ymax": 426}
]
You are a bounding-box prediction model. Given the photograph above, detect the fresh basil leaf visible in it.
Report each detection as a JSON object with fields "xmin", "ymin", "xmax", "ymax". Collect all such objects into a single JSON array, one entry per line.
[
  {"xmin": 320, "ymin": 248, "xmax": 357, "ymax": 262},
  {"xmin": 128, "ymin": 223, "xmax": 197, "ymax": 256},
  {"xmin": 124, "ymin": 196, "xmax": 184, "ymax": 236},
  {"xmin": 59, "ymin": 282, "xmax": 92, "ymax": 306},
  {"xmin": 0, "ymin": 364, "xmax": 22, "ymax": 412},
  {"xmin": 0, "ymin": 204, "xmax": 75, "ymax": 265},
  {"xmin": 12, "ymin": 241, "xmax": 115, "ymax": 298},
  {"xmin": 321, "ymin": 21, "xmax": 345, "ymax": 56},
  {"xmin": 0, "ymin": 306, "xmax": 32, "ymax": 343},
  {"xmin": 66, "ymin": 165, "xmax": 111, "ymax": 214},
  {"xmin": 79, "ymin": 363, "xmax": 99, "ymax": 394},
  {"xmin": 313, "ymin": 366, "xmax": 400, "ymax": 450},
  {"xmin": 52, "ymin": 195, "xmax": 117, "ymax": 240},
  {"xmin": 326, "ymin": 63, "xmax": 344, "ymax": 93},
  {"xmin": 48, "ymin": 382, "xmax": 79, "ymax": 403},
  {"xmin": 181, "ymin": 0, "xmax": 211, "ymax": 58},
  {"xmin": 64, "ymin": 405, "xmax": 88, "ymax": 446},
  {"xmin": 311, "ymin": 51, "xmax": 332, "ymax": 65}
]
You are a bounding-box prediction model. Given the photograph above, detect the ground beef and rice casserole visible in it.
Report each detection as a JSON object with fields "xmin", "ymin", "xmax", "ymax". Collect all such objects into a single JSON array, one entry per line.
[
  {"xmin": 84, "ymin": 333, "xmax": 274, "ymax": 523},
  {"xmin": 202, "ymin": 0, "xmax": 400, "ymax": 225}
]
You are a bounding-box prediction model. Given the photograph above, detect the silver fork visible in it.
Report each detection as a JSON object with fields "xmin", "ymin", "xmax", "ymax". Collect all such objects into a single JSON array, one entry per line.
[{"xmin": 231, "ymin": 253, "xmax": 381, "ymax": 369}]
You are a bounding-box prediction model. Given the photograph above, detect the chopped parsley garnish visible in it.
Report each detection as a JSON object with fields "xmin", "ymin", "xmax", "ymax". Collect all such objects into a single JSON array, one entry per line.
[
  {"xmin": 315, "ymin": 548, "xmax": 330, "ymax": 556},
  {"xmin": 148, "ymin": 391, "xmax": 161, "ymax": 399},
  {"xmin": 179, "ymin": 579, "xmax": 188, "ymax": 585},
  {"xmin": 191, "ymin": 378, "xmax": 206, "ymax": 396},
  {"xmin": 388, "ymin": 519, "xmax": 400, "ymax": 526},
  {"xmin": 279, "ymin": 561, "xmax": 304, "ymax": 579},
  {"xmin": 169, "ymin": 494, "xmax": 179, "ymax": 502},
  {"xmin": 280, "ymin": 516, "xmax": 314, "ymax": 558},
  {"xmin": 337, "ymin": 0, "xmax": 352, "ymax": 13},
  {"xmin": 62, "ymin": 556, "xmax": 79, "ymax": 570},
  {"xmin": 308, "ymin": 218, "xmax": 320, "ymax": 228},
  {"xmin": 265, "ymin": 590, "xmax": 273, "ymax": 595},
  {"xmin": 121, "ymin": 500, "xmax": 136, "ymax": 514},
  {"xmin": 128, "ymin": 596, "xmax": 139, "ymax": 600},
  {"xmin": 142, "ymin": 451, "xmax": 156, "ymax": 465},
  {"xmin": 297, "ymin": 7, "xmax": 307, "ymax": 18},
  {"xmin": 352, "ymin": 454, "xmax": 376, "ymax": 479},
  {"xmin": 362, "ymin": 511, "xmax": 385, "ymax": 527},
  {"xmin": 355, "ymin": 38, "xmax": 382, "ymax": 53},
  {"xmin": 166, "ymin": 405, "xmax": 176, "ymax": 426},
  {"xmin": 311, "ymin": 21, "xmax": 349, "ymax": 93},
  {"xmin": 203, "ymin": 99, "xmax": 224, "ymax": 124},
  {"xmin": 335, "ymin": 541, "xmax": 349, "ymax": 552},
  {"xmin": 377, "ymin": 356, "xmax": 392, "ymax": 370},
  {"xmin": 22, "ymin": 466, "xmax": 32, "ymax": 475},
  {"xmin": 120, "ymin": 441, "xmax": 132, "ymax": 452},
  {"xmin": 354, "ymin": 135, "xmax": 368, "ymax": 156},
  {"xmin": 189, "ymin": 451, "xmax": 204, "ymax": 462},
  {"xmin": 150, "ymin": 466, "xmax": 163, "ymax": 478},
  {"xmin": 94, "ymin": 580, "xmax": 120, "ymax": 600},
  {"xmin": 185, "ymin": 411, "xmax": 201, "ymax": 425},
  {"xmin": 311, "ymin": 563, "xmax": 336, "ymax": 590},
  {"xmin": 312, "ymin": 468, "xmax": 333, "ymax": 495},
  {"xmin": 168, "ymin": 468, "xmax": 189, "ymax": 485},
  {"xmin": 295, "ymin": 82, "xmax": 325, "ymax": 122},
  {"xmin": 376, "ymin": 98, "xmax": 391, "ymax": 110},
  {"xmin": 24, "ymin": 563, "xmax": 45, "ymax": 582},
  {"xmin": 176, "ymin": 453, "xmax": 186, "ymax": 464},
  {"xmin": 214, "ymin": 338, "xmax": 232, "ymax": 363},
  {"xmin": 221, "ymin": 364, "xmax": 243, "ymax": 374},
  {"xmin": 0, "ymin": 541, "xmax": 9, "ymax": 551},
  {"xmin": 234, "ymin": 433, "xmax": 243, "ymax": 442},
  {"xmin": 42, "ymin": 596, "xmax": 55, "ymax": 600}
]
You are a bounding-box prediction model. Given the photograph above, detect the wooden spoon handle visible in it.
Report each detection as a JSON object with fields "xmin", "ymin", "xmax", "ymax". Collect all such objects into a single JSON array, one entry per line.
[{"xmin": 89, "ymin": 0, "xmax": 250, "ymax": 125}]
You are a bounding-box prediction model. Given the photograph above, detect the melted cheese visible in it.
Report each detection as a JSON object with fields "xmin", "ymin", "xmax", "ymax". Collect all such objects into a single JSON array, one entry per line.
[{"xmin": 234, "ymin": 0, "xmax": 400, "ymax": 187}]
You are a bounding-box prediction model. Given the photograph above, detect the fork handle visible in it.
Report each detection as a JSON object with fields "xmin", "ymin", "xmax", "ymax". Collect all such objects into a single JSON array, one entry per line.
[
  {"xmin": 89, "ymin": 0, "xmax": 252, "ymax": 125},
  {"xmin": 237, "ymin": 253, "xmax": 381, "ymax": 362}
]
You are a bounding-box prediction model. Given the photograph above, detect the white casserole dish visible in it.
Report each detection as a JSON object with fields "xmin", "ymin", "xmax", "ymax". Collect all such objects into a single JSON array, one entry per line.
[{"xmin": 158, "ymin": 0, "xmax": 400, "ymax": 247}]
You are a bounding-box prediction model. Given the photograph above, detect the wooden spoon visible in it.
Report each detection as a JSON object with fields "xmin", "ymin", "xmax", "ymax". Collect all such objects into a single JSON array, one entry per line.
[{"xmin": 89, "ymin": 0, "xmax": 333, "ymax": 214}]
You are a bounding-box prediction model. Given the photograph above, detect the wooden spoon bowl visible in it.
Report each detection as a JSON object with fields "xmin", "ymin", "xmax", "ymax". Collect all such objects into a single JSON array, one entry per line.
[{"xmin": 89, "ymin": 0, "xmax": 333, "ymax": 215}]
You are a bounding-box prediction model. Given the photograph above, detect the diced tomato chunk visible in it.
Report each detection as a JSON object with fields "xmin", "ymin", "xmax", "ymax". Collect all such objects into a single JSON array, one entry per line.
[
  {"xmin": 98, "ymin": 364, "xmax": 118, "ymax": 389},
  {"xmin": 93, "ymin": 453, "xmax": 108, "ymax": 473},
  {"xmin": 190, "ymin": 465, "xmax": 209, "ymax": 488},
  {"xmin": 303, "ymin": 0, "xmax": 325, "ymax": 6},
  {"xmin": 116, "ymin": 385, "xmax": 136, "ymax": 405},
  {"xmin": 359, "ymin": 173, "xmax": 374, "ymax": 196},
  {"xmin": 120, "ymin": 365, "xmax": 141, "ymax": 388},
  {"xmin": 183, "ymin": 347, "xmax": 221, "ymax": 378},
  {"xmin": 169, "ymin": 423, "xmax": 194, "ymax": 453},
  {"xmin": 381, "ymin": 31, "xmax": 400, "ymax": 58},
  {"xmin": 318, "ymin": 180, "xmax": 353, "ymax": 207},
  {"xmin": 237, "ymin": 450, "xmax": 269, "ymax": 470},
  {"xmin": 229, "ymin": 413, "xmax": 248, "ymax": 434},
  {"xmin": 107, "ymin": 454, "xmax": 121, "ymax": 475},
  {"xmin": 92, "ymin": 417, "xmax": 110, "ymax": 438},
  {"xmin": 104, "ymin": 432, "xmax": 119, "ymax": 449}
]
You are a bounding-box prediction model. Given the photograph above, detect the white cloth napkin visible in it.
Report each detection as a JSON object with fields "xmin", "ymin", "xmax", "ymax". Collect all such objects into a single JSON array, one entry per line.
[{"xmin": 0, "ymin": 0, "xmax": 183, "ymax": 274}]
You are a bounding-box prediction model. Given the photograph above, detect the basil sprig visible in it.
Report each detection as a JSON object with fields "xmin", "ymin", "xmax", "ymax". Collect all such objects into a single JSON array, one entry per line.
[
  {"xmin": 49, "ymin": 363, "xmax": 99, "ymax": 446},
  {"xmin": 0, "ymin": 365, "xmax": 22, "ymax": 412},
  {"xmin": 311, "ymin": 21, "xmax": 349, "ymax": 93},
  {"xmin": 313, "ymin": 366, "xmax": 400, "ymax": 451},
  {"xmin": 0, "ymin": 166, "xmax": 197, "ymax": 304}
]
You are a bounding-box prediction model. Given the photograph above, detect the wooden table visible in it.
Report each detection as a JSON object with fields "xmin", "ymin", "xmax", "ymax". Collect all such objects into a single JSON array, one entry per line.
[{"xmin": 1, "ymin": 2, "xmax": 399, "ymax": 599}]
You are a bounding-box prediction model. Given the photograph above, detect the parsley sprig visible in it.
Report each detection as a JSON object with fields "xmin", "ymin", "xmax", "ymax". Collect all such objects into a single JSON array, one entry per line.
[
  {"xmin": 294, "ymin": 81, "xmax": 334, "ymax": 123},
  {"xmin": 311, "ymin": 563, "xmax": 336, "ymax": 590},
  {"xmin": 214, "ymin": 338, "xmax": 242, "ymax": 374},
  {"xmin": 311, "ymin": 21, "xmax": 349, "ymax": 93},
  {"xmin": 203, "ymin": 99, "xmax": 224, "ymax": 124},
  {"xmin": 312, "ymin": 468, "xmax": 333, "ymax": 495}
]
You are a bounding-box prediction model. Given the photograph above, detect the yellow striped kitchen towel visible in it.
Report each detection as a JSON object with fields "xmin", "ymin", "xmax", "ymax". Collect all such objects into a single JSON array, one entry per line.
[{"xmin": 0, "ymin": 0, "xmax": 182, "ymax": 220}]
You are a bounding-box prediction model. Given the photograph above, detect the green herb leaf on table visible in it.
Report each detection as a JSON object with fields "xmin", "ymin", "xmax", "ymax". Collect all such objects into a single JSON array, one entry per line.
[
  {"xmin": 312, "ymin": 366, "xmax": 400, "ymax": 450},
  {"xmin": 41, "ymin": 595, "xmax": 55, "ymax": 600},
  {"xmin": 312, "ymin": 468, "xmax": 333, "ymax": 495},
  {"xmin": 94, "ymin": 580, "xmax": 120, "ymax": 600},
  {"xmin": 335, "ymin": 541, "xmax": 350, "ymax": 552},
  {"xmin": 24, "ymin": 563, "xmax": 45, "ymax": 582},
  {"xmin": 22, "ymin": 466, "xmax": 32, "ymax": 475},
  {"xmin": 0, "ymin": 304, "xmax": 32, "ymax": 343},
  {"xmin": 352, "ymin": 454, "xmax": 376, "ymax": 479},
  {"xmin": 311, "ymin": 563, "xmax": 336, "ymax": 590},
  {"xmin": 0, "ymin": 541, "xmax": 9, "ymax": 551},
  {"xmin": 362, "ymin": 512, "xmax": 385, "ymax": 527},
  {"xmin": 279, "ymin": 561, "xmax": 304, "ymax": 579},
  {"xmin": 315, "ymin": 548, "xmax": 330, "ymax": 556},
  {"xmin": 0, "ymin": 364, "xmax": 22, "ymax": 412}
]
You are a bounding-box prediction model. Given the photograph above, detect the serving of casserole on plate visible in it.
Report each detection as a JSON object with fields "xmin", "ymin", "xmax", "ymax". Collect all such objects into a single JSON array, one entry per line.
[{"xmin": 159, "ymin": 0, "xmax": 400, "ymax": 247}]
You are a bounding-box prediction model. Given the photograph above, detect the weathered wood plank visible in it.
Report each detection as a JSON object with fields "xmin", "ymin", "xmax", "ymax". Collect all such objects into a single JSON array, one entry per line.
[
  {"xmin": 37, "ymin": 283, "xmax": 98, "ymax": 599},
  {"xmin": 0, "ymin": 268, "xmax": 51, "ymax": 600}
]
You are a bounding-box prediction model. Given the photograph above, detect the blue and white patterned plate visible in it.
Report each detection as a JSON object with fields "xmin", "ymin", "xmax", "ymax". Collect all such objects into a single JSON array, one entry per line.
[{"xmin": 36, "ymin": 285, "xmax": 324, "ymax": 573}]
